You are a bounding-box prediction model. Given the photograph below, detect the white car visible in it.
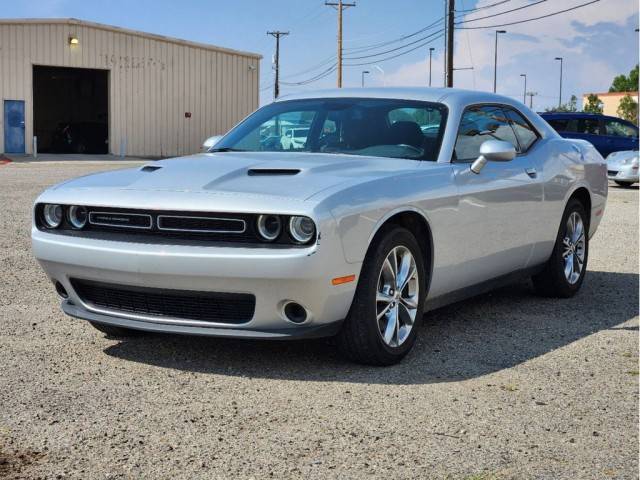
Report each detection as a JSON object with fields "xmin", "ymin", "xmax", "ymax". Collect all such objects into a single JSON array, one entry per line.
[
  {"xmin": 606, "ymin": 150, "xmax": 639, "ymax": 187},
  {"xmin": 280, "ymin": 128, "xmax": 309, "ymax": 150},
  {"xmin": 31, "ymin": 88, "xmax": 607, "ymax": 365}
]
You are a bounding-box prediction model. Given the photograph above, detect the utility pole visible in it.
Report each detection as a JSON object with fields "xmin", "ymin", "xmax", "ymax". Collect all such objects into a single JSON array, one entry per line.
[
  {"xmin": 527, "ymin": 91, "xmax": 537, "ymax": 109},
  {"xmin": 446, "ymin": 0, "xmax": 455, "ymax": 87},
  {"xmin": 429, "ymin": 47, "xmax": 435, "ymax": 87},
  {"xmin": 555, "ymin": 57, "xmax": 563, "ymax": 109},
  {"xmin": 267, "ymin": 31, "xmax": 289, "ymax": 99},
  {"xmin": 493, "ymin": 30, "xmax": 506, "ymax": 93},
  {"xmin": 361, "ymin": 70, "xmax": 369, "ymax": 87},
  {"xmin": 520, "ymin": 74, "xmax": 527, "ymax": 104},
  {"xmin": 326, "ymin": 0, "xmax": 356, "ymax": 88}
]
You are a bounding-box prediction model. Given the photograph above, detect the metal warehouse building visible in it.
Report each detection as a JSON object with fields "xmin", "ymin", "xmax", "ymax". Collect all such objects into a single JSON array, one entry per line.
[{"xmin": 0, "ymin": 18, "xmax": 261, "ymax": 157}]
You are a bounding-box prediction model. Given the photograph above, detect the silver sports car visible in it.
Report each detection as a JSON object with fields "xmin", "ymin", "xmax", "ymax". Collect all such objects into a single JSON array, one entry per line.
[{"xmin": 32, "ymin": 88, "xmax": 607, "ymax": 365}]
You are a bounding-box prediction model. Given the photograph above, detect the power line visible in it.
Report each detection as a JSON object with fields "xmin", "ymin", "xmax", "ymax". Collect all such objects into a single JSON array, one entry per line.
[
  {"xmin": 455, "ymin": 0, "xmax": 548, "ymax": 25},
  {"xmin": 344, "ymin": 33, "xmax": 444, "ymax": 67},
  {"xmin": 343, "ymin": 17, "xmax": 444, "ymax": 53},
  {"xmin": 455, "ymin": 0, "xmax": 511, "ymax": 13},
  {"xmin": 344, "ymin": 28, "xmax": 444, "ymax": 60},
  {"xmin": 280, "ymin": 64, "xmax": 338, "ymax": 86},
  {"xmin": 455, "ymin": 0, "xmax": 601, "ymax": 29}
]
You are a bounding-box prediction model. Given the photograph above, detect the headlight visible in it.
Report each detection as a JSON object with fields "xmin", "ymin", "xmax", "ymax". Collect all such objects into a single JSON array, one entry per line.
[
  {"xmin": 257, "ymin": 214, "xmax": 282, "ymax": 241},
  {"xmin": 289, "ymin": 216, "xmax": 316, "ymax": 244},
  {"xmin": 68, "ymin": 205, "xmax": 88, "ymax": 229},
  {"xmin": 42, "ymin": 204, "xmax": 63, "ymax": 228}
]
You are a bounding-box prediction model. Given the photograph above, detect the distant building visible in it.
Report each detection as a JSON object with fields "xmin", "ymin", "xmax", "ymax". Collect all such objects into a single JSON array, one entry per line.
[
  {"xmin": 0, "ymin": 18, "xmax": 261, "ymax": 157},
  {"xmin": 583, "ymin": 91, "xmax": 639, "ymax": 118}
]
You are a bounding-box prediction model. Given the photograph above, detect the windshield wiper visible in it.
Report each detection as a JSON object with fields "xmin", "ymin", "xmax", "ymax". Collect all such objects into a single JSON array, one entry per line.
[{"xmin": 209, "ymin": 147, "xmax": 246, "ymax": 152}]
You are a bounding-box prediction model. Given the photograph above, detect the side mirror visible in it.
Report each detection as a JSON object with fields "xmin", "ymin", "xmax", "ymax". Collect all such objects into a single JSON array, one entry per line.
[
  {"xmin": 202, "ymin": 135, "xmax": 223, "ymax": 151},
  {"xmin": 470, "ymin": 140, "xmax": 517, "ymax": 174}
]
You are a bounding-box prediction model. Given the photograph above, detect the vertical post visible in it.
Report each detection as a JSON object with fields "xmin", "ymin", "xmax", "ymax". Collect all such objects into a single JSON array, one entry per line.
[
  {"xmin": 429, "ymin": 47, "xmax": 434, "ymax": 87},
  {"xmin": 326, "ymin": 1, "xmax": 356, "ymax": 88},
  {"xmin": 493, "ymin": 30, "xmax": 506, "ymax": 93},
  {"xmin": 361, "ymin": 70, "xmax": 369, "ymax": 87},
  {"xmin": 520, "ymin": 74, "xmax": 527, "ymax": 104},
  {"xmin": 556, "ymin": 57, "xmax": 563, "ymax": 109},
  {"xmin": 32, "ymin": 136, "xmax": 37, "ymax": 159},
  {"xmin": 446, "ymin": 0, "xmax": 455, "ymax": 87},
  {"xmin": 443, "ymin": 0, "xmax": 448, "ymax": 86},
  {"xmin": 267, "ymin": 31, "xmax": 289, "ymax": 99}
]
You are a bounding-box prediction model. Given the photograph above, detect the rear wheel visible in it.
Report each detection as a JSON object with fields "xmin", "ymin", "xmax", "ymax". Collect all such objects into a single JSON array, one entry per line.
[
  {"xmin": 336, "ymin": 226, "xmax": 426, "ymax": 365},
  {"xmin": 89, "ymin": 321, "xmax": 143, "ymax": 338},
  {"xmin": 532, "ymin": 199, "xmax": 588, "ymax": 297}
]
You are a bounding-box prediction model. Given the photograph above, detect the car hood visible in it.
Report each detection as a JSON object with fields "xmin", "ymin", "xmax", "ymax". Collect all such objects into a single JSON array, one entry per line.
[
  {"xmin": 50, "ymin": 152, "xmax": 427, "ymax": 202},
  {"xmin": 606, "ymin": 150, "xmax": 639, "ymax": 167}
]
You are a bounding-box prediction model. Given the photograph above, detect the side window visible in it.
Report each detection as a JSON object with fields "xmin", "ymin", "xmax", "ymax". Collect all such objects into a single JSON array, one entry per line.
[
  {"xmin": 547, "ymin": 119, "xmax": 569, "ymax": 132},
  {"xmin": 454, "ymin": 105, "xmax": 518, "ymax": 162},
  {"xmin": 577, "ymin": 118, "xmax": 600, "ymax": 135},
  {"xmin": 604, "ymin": 119, "xmax": 638, "ymax": 138},
  {"xmin": 504, "ymin": 108, "xmax": 538, "ymax": 152},
  {"xmin": 237, "ymin": 110, "xmax": 316, "ymax": 151}
]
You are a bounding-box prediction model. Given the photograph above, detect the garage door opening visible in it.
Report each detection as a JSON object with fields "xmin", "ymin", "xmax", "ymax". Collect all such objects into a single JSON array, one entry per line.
[{"xmin": 33, "ymin": 66, "xmax": 109, "ymax": 154}]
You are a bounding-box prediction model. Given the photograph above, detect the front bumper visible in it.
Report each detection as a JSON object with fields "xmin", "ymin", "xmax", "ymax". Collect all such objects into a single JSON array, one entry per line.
[
  {"xmin": 32, "ymin": 227, "xmax": 359, "ymax": 338},
  {"xmin": 607, "ymin": 164, "xmax": 639, "ymax": 183}
]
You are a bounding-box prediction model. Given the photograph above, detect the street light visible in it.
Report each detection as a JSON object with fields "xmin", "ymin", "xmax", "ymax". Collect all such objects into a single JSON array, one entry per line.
[
  {"xmin": 555, "ymin": 57, "xmax": 563, "ymax": 109},
  {"xmin": 493, "ymin": 30, "xmax": 506, "ymax": 93},
  {"xmin": 361, "ymin": 70, "xmax": 370, "ymax": 87},
  {"xmin": 429, "ymin": 47, "xmax": 435, "ymax": 87},
  {"xmin": 520, "ymin": 74, "xmax": 527, "ymax": 104}
]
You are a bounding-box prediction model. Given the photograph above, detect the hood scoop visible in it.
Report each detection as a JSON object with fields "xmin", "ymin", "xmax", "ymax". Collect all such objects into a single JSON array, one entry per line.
[
  {"xmin": 140, "ymin": 165, "xmax": 162, "ymax": 172},
  {"xmin": 247, "ymin": 168, "xmax": 300, "ymax": 176}
]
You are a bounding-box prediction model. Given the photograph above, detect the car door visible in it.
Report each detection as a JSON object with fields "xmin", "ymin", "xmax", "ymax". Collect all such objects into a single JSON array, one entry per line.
[
  {"xmin": 601, "ymin": 117, "xmax": 639, "ymax": 155},
  {"xmin": 450, "ymin": 104, "xmax": 544, "ymax": 287}
]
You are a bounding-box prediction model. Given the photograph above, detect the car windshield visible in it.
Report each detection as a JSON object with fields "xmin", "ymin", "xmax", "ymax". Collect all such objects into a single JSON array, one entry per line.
[{"xmin": 213, "ymin": 98, "xmax": 448, "ymax": 161}]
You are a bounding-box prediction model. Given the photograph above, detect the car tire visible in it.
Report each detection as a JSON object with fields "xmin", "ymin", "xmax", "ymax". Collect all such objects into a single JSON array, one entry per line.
[
  {"xmin": 336, "ymin": 226, "xmax": 426, "ymax": 366},
  {"xmin": 532, "ymin": 199, "xmax": 589, "ymax": 298},
  {"xmin": 89, "ymin": 321, "xmax": 143, "ymax": 338},
  {"xmin": 614, "ymin": 181, "xmax": 635, "ymax": 188}
]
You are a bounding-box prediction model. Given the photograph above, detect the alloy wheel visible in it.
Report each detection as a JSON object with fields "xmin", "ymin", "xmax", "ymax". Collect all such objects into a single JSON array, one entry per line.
[
  {"xmin": 562, "ymin": 211, "xmax": 586, "ymax": 285},
  {"xmin": 376, "ymin": 246, "xmax": 420, "ymax": 347}
]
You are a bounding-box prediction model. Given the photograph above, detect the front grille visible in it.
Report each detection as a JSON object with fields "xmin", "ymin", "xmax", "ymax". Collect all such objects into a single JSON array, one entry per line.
[
  {"xmin": 71, "ymin": 279, "xmax": 255, "ymax": 324},
  {"xmin": 157, "ymin": 215, "xmax": 246, "ymax": 233}
]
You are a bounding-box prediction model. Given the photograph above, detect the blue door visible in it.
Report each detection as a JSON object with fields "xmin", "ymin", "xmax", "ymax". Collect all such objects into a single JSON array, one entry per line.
[{"xmin": 3, "ymin": 100, "xmax": 25, "ymax": 153}]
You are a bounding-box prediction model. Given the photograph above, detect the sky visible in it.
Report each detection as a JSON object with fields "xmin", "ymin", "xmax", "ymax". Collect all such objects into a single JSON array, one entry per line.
[{"xmin": 2, "ymin": 0, "xmax": 639, "ymax": 110}]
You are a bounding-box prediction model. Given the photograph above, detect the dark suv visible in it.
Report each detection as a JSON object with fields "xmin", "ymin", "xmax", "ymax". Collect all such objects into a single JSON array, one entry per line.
[{"xmin": 540, "ymin": 112, "xmax": 638, "ymax": 157}]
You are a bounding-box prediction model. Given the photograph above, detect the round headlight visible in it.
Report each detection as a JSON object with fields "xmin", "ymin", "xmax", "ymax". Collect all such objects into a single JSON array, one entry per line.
[
  {"xmin": 289, "ymin": 216, "xmax": 316, "ymax": 244},
  {"xmin": 43, "ymin": 204, "xmax": 63, "ymax": 228},
  {"xmin": 68, "ymin": 205, "xmax": 88, "ymax": 229},
  {"xmin": 257, "ymin": 214, "xmax": 282, "ymax": 241}
]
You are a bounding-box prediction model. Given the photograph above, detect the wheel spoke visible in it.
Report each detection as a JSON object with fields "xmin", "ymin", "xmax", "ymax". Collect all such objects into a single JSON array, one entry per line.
[
  {"xmin": 400, "ymin": 295, "xmax": 418, "ymax": 310},
  {"xmin": 376, "ymin": 302, "xmax": 392, "ymax": 320},
  {"xmin": 398, "ymin": 301, "xmax": 417, "ymax": 324},
  {"xmin": 564, "ymin": 253, "xmax": 573, "ymax": 280},
  {"xmin": 376, "ymin": 291, "xmax": 393, "ymax": 305},
  {"xmin": 383, "ymin": 306, "xmax": 398, "ymax": 345}
]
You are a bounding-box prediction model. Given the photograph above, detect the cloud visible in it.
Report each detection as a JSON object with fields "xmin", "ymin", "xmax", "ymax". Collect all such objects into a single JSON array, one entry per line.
[{"xmin": 381, "ymin": 0, "xmax": 639, "ymax": 110}]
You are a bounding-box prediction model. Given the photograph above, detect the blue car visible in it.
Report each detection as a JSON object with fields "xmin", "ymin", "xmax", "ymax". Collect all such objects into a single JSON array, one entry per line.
[{"xmin": 540, "ymin": 112, "xmax": 638, "ymax": 157}]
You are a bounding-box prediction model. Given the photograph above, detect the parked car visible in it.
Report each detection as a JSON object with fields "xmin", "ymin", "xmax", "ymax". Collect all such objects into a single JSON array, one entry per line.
[
  {"xmin": 540, "ymin": 112, "xmax": 638, "ymax": 157},
  {"xmin": 32, "ymin": 88, "xmax": 607, "ymax": 365},
  {"xmin": 606, "ymin": 150, "xmax": 639, "ymax": 187},
  {"xmin": 280, "ymin": 127, "xmax": 310, "ymax": 150}
]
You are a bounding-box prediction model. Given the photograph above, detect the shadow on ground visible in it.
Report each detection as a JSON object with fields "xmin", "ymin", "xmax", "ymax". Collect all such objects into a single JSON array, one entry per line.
[{"xmin": 104, "ymin": 270, "xmax": 638, "ymax": 384}]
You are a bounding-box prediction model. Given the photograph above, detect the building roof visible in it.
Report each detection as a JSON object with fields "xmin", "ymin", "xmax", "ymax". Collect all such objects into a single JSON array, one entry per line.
[
  {"xmin": 582, "ymin": 91, "xmax": 639, "ymax": 97},
  {"xmin": 0, "ymin": 18, "xmax": 262, "ymax": 59}
]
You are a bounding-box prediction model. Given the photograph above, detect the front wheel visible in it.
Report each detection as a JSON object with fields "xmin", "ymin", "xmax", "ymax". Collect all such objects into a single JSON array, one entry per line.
[
  {"xmin": 336, "ymin": 226, "xmax": 426, "ymax": 365},
  {"xmin": 532, "ymin": 199, "xmax": 588, "ymax": 297}
]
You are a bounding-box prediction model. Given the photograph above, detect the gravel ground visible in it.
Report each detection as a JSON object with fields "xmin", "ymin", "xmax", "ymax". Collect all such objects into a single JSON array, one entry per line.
[{"xmin": 1, "ymin": 161, "xmax": 638, "ymax": 480}]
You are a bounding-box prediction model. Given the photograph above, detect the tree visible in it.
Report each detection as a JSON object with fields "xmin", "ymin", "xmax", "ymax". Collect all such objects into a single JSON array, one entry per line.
[
  {"xmin": 609, "ymin": 64, "xmax": 639, "ymax": 93},
  {"xmin": 583, "ymin": 94, "xmax": 603, "ymax": 114},
  {"xmin": 617, "ymin": 94, "xmax": 638, "ymax": 125},
  {"xmin": 546, "ymin": 94, "xmax": 578, "ymax": 112}
]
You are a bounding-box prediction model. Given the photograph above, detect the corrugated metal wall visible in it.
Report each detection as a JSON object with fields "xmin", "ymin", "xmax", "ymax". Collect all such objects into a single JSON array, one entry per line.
[{"xmin": 0, "ymin": 19, "xmax": 261, "ymax": 157}]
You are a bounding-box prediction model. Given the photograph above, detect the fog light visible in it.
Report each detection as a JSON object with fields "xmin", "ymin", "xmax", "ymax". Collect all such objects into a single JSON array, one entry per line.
[
  {"xmin": 283, "ymin": 302, "xmax": 307, "ymax": 324},
  {"xmin": 55, "ymin": 281, "xmax": 68, "ymax": 299}
]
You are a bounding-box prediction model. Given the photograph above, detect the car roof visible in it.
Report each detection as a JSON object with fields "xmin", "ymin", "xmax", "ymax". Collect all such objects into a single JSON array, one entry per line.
[
  {"xmin": 276, "ymin": 87, "xmax": 523, "ymax": 109},
  {"xmin": 540, "ymin": 112, "xmax": 632, "ymax": 122}
]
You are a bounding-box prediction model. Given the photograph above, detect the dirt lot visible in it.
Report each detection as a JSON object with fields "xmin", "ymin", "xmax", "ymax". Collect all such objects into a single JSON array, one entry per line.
[{"xmin": 1, "ymin": 161, "xmax": 638, "ymax": 480}]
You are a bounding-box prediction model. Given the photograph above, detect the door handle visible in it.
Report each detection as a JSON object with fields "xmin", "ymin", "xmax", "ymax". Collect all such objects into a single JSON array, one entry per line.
[{"xmin": 525, "ymin": 168, "xmax": 537, "ymax": 178}]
